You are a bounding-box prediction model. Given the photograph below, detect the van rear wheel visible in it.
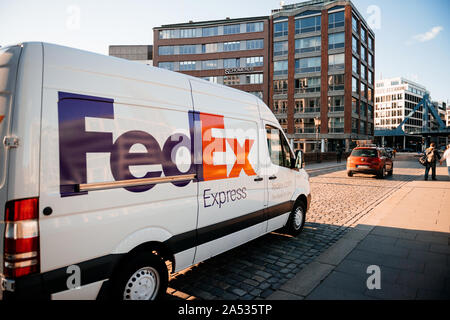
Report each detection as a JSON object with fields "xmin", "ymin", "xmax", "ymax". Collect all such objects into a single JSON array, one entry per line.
[
  {"xmin": 112, "ymin": 252, "xmax": 168, "ymax": 300},
  {"xmin": 284, "ymin": 202, "xmax": 306, "ymax": 237}
]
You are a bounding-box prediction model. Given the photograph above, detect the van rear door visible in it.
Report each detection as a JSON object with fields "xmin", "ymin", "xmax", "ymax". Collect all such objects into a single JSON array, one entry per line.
[{"xmin": 0, "ymin": 45, "xmax": 22, "ymax": 279}]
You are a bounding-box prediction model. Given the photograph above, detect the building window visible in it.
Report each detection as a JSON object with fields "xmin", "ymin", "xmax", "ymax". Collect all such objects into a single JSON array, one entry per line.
[
  {"xmin": 295, "ymin": 36, "xmax": 321, "ymax": 54},
  {"xmin": 202, "ymin": 26, "xmax": 219, "ymax": 37},
  {"xmin": 368, "ymin": 53, "xmax": 374, "ymax": 67},
  {"xmin": 223, "ymin": 24, "xmax": 240, "ymax": 35},
  {"xmin": 274, "ymin": 79, "xmax": 288, "ymax": 95},
  {"xmin": 159, "ymin": 29, "xmax": 179, "ymax": 39},
  {"xmin": 274, "ymin": 21, "xmax": 289, "ymax": 37},
  {"xmin": 296, "ymin": 98, "xmax": 320, "ymax": 113},
  {"xmin": 328, "ymin": 11, "xmax": 345, "ymax": 29},
  {"xmin": 361, "ymin": 65, "xmax": 366, "ymax": 80},
  {"xmin": 368, "ymin": 70, "xmax": 374, "ymax": 85},
  {"xmin": 202, "ymin": 43, "xmax": 218, "ymax": 53},
  {"xmin": 352, "ymin": 36, "xmax": 359, "ymax": 54},
  {"xmin": 329, "ymin": 117, "xmax": 345, "ymax": 133},
  {"xmin": 158, "ymin": 62, "xmax": 174, "ymax": 71},
  {"xmin": 202, "ymin": 76, "xmax": 218, "ymax": 83},
  {"xmin": 361, "ymin": 82, "xmax": 367, "ymax": 98},
  {"xmin": 224, "ymin": 41, "xmax": 240, "ymax": 52},
  {"xmin": 246, "ymin": 39, "xmax": 264, "ymax": 50},
  {"xmin": 328, "ymin": 53, "xmax": 345, "ymax": 71},
  {"xmin": 352, "ymin": 15, "xmax": 358, "ymax": 33},
  {"xmin": 180, "ymin": 28, "xmax": 199, "ymax": 38},
  {"xmin": 245, "ymin": 73, "xmax": 263, "ymax": 84},
  {"xmin": 360, "ymin": 120, "xmax": 366, "ymax": 133},
  {"xmin": 296, "ymin": 57, "xmax": 321, "ymax": 73},
  {"xmin": 328, "ymin": 32, "xmax": 345, "ymax": 49},
  {"xmin": 328, "ymin": 74, "xmax": 345, "ymax": 91},
  {"xmin": 361, "ymin": 45, "xmax": 367, "ymax": 61},
  {"xmin": 273, "ymin": 100, "xmax": 288, "ymax": 114},
  {"xmin": 274, "ymin": 60, "xmax": 288, "ymax": 76},
  {"xmin": 158, "ymin": 46, "xmax": 174, "ymax": 55},
  {"xmin": 361, "ymin": 27, "xmax": 367, "ymax": 43},
  {"xmin": 368, "ymin": 36, "xmax": 374, "ymax": 51},
  {"xmin": 352, "ymin": 77, "xmax": 359, "ymax": 94},
  {"xmin": 352, "ymin": 118, "xmax": 358, "ymax": 133},
  {"xmin": 274, "ymin": 41, "xmax": 288, "ymax": 56},
  {"xmin": 368, "ymin": 88, "xmax": 373, "ymax": 102},
  {"xmin": 179, "ymin": 61, "xmax": 196, "ymax": 71},
  {"xmin": 202, "ymin": 60, "xmax": 218, "ymax": 70},
  {"xmin": 328, "ymin": 96, "xmax": 345, "ymax": 112},
  {"xmin": 352, "ymin": 56, "xmax": 358, "ymax": 74},
  {"xmin": 246, "ymin": 56, "xmax": 263, "ymax": 67},
  {"xmin": 179, "ymin": 45, "xmax": 197, "ymax": 55},
  {"xmin": 295, "ymin": 16, "xmax": 321, "ymax": 34},
  {"xmin": 223, "ymin": 58, "xmax": 240, "ymax": 68},
  {"xmin": 223, "ymin": 75, "xmax": 240, "ymax": 86},
  {"xmin": 352, "ymin": 97, "xmax": 358, "ymax": 114},
  {"xmin": 360, "ymin": 101, "xmax": 367, "ymax": 117},
  {"xmin": 247, "ymin": 22, "xmax": 264, "ymax": 33},
  {"xmin": 295, "ymin": 77, "xmax": 321, "ymax": 94}
]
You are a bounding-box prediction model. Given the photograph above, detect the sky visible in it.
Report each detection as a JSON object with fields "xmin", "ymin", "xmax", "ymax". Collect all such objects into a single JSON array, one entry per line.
[{"xmin": 0, "ymin": 0, "xmax": 449, "ymax": 101}]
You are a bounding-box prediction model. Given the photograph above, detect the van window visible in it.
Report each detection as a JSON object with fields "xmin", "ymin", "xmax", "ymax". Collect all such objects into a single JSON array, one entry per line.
[{"xmin": 266, "ymin": 125, "xmax": 292, "ymax": 168}]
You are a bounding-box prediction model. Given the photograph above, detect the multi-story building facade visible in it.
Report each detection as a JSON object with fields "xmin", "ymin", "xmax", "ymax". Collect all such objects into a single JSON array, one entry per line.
[
  {"xmin": 152, "ymin": 0, "xmax": 374, "ymax": 152},
  {"xmin": 270, "ymin": 0, "xmax": 375, "ymax": 152},
  {"xmin": 375, "ymin": 77, "xmax": 430, "ymax": 133},
  {"xmin": 109, "ymin": 45, "xmax": 153, "ymax": 65},
  {"xmin": 153, "ymin": 17, "xmax": 270, "ymax": 104}
]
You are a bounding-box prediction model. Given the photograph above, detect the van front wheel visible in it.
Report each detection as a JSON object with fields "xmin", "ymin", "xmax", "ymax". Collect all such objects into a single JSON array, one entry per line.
[
  {"xmin": 112, "ymin": 252, "xmax": 168, "ymax": 300},
  {"xmin": 284, "ymin": 202, "xmax": 306, "ymax": 237}
]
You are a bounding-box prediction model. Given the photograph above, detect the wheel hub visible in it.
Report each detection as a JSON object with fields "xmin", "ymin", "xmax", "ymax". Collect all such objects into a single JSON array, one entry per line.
[{"xmin": 123, "ymin": 267, "xmax": 160, "ymax": 300}]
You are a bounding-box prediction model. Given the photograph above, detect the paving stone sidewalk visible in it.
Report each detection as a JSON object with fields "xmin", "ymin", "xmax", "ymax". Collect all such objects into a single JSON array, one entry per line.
[{"xmin": 268, "ymin": 166, "xmax": 450, "ymax": 300}]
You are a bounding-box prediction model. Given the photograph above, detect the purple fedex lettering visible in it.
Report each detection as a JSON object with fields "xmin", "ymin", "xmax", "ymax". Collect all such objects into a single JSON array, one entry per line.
[
  {"xmin": 58, "ymin": 92, "xmax": 114, "ymax": 196},
  {"xmin": 57, "ymin": 92, "xmax": 197, "ymax": 197}
]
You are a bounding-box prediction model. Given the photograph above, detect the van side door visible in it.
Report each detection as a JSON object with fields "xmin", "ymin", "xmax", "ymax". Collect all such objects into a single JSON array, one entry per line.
[{"xmin": 263, "ymin": 123, "xmax": 296, "ymax": 232}]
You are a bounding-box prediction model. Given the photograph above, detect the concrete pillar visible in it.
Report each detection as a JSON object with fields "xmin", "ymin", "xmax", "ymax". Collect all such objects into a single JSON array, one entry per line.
[
  {"xmin": 403, "ymin": 136, "xmax": 406, "ymax": 149},
  {"xmin": 345, "ymin": 138, "xmax": 350, "ymax": 152},
  {"xmin": 321, "ymin": 139, "xmax": 325, "ymax": 153}
]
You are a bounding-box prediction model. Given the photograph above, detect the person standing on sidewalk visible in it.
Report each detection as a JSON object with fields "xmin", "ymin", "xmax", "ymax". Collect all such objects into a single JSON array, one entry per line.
[
  {"xmin": 439, "ymin": 144, "xmax": 450, "ymax": 177},
  {"xmin": 336, "ymin": 144, "xmax": 343, "ymax": 163},
  {"xmin": 424, "ymin": 142, "xmax": 441, "ymax": 181}
]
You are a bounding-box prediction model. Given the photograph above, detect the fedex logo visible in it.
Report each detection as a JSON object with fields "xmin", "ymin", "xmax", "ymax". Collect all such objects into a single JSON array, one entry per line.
[{"xmin": 57, "ymin": 92, "xmax": 257, "ymax": 196}]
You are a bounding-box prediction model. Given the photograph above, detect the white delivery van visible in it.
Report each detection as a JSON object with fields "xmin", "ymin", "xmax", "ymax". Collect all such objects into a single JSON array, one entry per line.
[{"xmin": 0, "ymin": 42, "xmax": 311, "ymax": 300}]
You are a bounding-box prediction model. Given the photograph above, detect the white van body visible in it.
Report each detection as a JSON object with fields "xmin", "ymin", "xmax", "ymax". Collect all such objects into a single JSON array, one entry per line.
[{"xmin": 0, "ymin": 42, "xmax": 311, "ymax": 300}]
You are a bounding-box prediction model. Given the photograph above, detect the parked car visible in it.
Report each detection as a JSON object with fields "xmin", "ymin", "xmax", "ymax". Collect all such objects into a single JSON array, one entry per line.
[
  {"xmin": 347, "ymin": 147, "xmax": 393, "ymax": 179},
  {"xmin": 0, "ymin": 43, "xmax": 311, "ymax": 300}
]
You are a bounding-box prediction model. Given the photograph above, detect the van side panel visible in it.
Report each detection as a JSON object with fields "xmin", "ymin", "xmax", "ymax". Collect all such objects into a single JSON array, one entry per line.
[
  {"xmin": 38, "ymin": 44, "xmax": 198, "ymax": 294},
  {"xmin": 0, "ymin": 45, "xmax": 23, "ymax": 285},
  {"xmin": 7, "ymin": 43, "xmax": 43, "ymax": 201}
]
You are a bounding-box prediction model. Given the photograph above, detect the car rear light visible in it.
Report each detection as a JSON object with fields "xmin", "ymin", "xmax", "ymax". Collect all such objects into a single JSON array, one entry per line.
[{"xmin": 3, "ymin": 198, "xmax": 40, "ymax": 278}]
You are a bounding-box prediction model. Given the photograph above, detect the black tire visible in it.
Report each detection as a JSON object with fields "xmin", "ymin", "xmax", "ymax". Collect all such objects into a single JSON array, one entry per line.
[
  {"xmin": 347, "ymin": 171, "xmax": 353, "ymax": 177},
  {"xmin": 388, "ymin": 167, "xmax": 393, "ymax": 176},
  {"xmin": 376, "ymin": 166, "xmax": 385, "ymax": 179},
  {"xmin": 111, "ymin": 252, "xmax": 168, "ymax": 301},
  {"xmin": 283, "ymin": 201, "xmax": 306, "ymax": 236}
]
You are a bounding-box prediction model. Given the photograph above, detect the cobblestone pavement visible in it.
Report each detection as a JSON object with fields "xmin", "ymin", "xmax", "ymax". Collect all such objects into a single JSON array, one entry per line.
[{"xmin": 166, "ymin": 158, "xmax": 425, "ymax": 300}]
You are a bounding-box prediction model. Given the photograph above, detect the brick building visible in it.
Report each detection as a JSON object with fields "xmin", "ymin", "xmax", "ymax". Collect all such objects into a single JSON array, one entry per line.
[{"xmin": 152, "ymin": 0, "xmax": 375, "ymax": 152}]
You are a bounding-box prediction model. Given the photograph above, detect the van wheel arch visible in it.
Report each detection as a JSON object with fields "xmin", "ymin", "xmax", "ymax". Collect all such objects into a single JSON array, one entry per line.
[{"xmin": 108, "ymin": 241, "xmax": 174, "ymax": 300}]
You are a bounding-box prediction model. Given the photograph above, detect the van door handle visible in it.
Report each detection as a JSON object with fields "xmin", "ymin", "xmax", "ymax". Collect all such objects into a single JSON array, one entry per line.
[
  {"xmin": 269, "ymin": 175, "xmax": 277, "ymax": 180},
  {"xmin": 254, "ymin": 177, "xmax": 263, "ymax": 182}
]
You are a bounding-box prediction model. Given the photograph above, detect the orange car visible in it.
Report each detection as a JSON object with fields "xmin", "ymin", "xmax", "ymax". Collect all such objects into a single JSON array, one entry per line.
[{"xmin": 347, "ymin": 147, "xmax": 393, "ymax": 178}]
